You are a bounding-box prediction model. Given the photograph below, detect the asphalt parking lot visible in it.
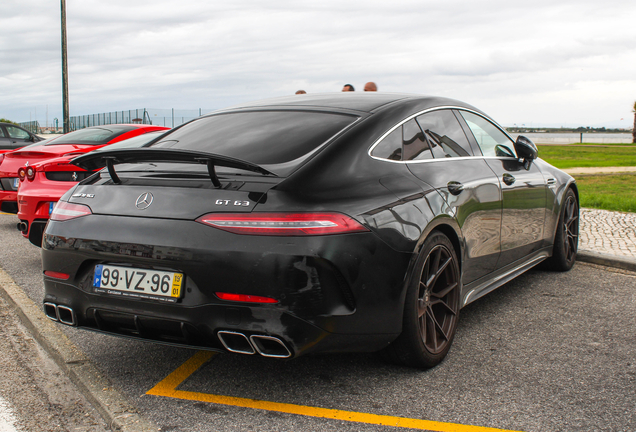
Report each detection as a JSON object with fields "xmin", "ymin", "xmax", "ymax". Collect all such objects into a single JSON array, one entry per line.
[{"xmin": 1, "ymin": 213, "xmax": 635, "ymax": 432}]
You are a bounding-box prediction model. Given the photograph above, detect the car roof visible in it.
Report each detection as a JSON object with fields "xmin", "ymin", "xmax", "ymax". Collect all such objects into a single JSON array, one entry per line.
[{"xmin": 218, "ymin": 93, "xmax": 477, "ymax": 115}]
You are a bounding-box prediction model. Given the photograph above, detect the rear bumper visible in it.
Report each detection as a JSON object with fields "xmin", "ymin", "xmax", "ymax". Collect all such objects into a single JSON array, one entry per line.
[
  {"xmin": 0, "ymin": 190, "xmax": 17, "ymax": 213},
  {"xmin": 17, "ymin": 175, "xmax": 74, "ymax": 241},
  {"xmin": 42, "ymin": 214, "xmax": 412, "ymax": 357}
]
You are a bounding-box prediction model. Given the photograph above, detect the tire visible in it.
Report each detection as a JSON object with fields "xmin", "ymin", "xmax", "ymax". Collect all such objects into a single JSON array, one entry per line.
[
  {"xmin": 544, "ymin": 188, "xmax": 579, "ymax": 272},
  {"xmin": 383, "ymin": 231, "xmax": 461, "ymax": 368}
]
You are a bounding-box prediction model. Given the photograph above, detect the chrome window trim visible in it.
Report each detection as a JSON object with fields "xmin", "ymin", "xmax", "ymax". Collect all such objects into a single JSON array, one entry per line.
[{"xmin": 367, "ymin": 106, "xmax": 516, "ymax": 164}]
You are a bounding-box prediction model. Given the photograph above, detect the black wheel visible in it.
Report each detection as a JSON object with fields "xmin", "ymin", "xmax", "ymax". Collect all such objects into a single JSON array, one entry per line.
[
  {"xmin": 544, "ymin": 188, "xmax": 579, "ymax": 271},
  {"xmin": 384, "ymin": 231, "xmax": 461, "ymax": 368}
]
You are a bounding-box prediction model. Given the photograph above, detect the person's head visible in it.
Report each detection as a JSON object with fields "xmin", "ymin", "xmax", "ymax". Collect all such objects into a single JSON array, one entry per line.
[
  {"xmin": 364, "ymin": 82, "xmax": 377, "ymax": 92},
  {"xmin": 295, "ymin": 90, "xmax": 306, "ymax": 94},
  {"xmin": 342, "ymin": 84, "xmax": 355, "ymax": 92}
]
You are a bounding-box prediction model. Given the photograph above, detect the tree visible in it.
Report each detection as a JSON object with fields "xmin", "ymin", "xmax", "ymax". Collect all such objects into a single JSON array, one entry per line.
[
  {"xmin": 633, "ymin": 101, "xmax": 636, "ymax": 144},
  {"xmin": 0, "ymin": 118, "xmax": 19, "ymax": 125}
]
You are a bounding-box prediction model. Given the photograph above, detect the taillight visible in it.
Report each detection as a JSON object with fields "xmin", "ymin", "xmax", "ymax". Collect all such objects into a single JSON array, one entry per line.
[
  {"xmin": 18, "ymin": 167, "xmax": 26, "ymax": 181},
  {"xmin": 196, "ymin": 212, "xmax": 368, "ymax": 236},
  {"xmin": 26, "ymin": 166, "xmax": 36, "ymax": 181},
  {"xmin": 50, "ymin": 201, "xmax": 92, "ymax": 221},
  {"xmin": 215, "ymin": 292, "xmax": 279, "ymax": 304}
]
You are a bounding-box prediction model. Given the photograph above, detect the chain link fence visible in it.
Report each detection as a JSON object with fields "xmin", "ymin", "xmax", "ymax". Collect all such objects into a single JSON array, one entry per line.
[
  {"xmin": 18, "ymin": 108, "xmax": 214, "ymax": 133},
  {"xmin": 67, "ymin": 108, "xmax": 212, "ymax": 131},
  {"xmin": 18, "ymin": 121, "xmax": 42, "ymax": 134}
]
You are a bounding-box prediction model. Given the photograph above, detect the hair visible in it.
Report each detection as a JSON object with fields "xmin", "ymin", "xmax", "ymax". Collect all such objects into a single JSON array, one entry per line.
[{"xmin": 343, "ymin": 84, "xmax": 355, "ymax": 91}]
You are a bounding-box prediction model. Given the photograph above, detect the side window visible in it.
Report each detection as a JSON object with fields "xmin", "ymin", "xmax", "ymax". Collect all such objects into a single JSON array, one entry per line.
[
  {"xmin": 415, "ymin": 110, "xmax": 472, "ymax": 158},
  {"xmin": 0, "ymin": 127, "xmax": 6, "ymax": 138},
  {"xmin": 402, "ymin": 119, "xmax": 433, "ymax": 161},
  {"xmin": 459, "ymin": 111, "xmax": 516, "ymax": 158},
  {"xmin": 6, "ymin": 126, "xmax": 30, "ymax": 139},
  {"xmin": 371, "ymin": 127, "xmax": 402, "ymax": 161}
]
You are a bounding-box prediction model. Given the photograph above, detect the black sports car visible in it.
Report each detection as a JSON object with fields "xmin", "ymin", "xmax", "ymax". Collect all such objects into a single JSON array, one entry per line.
[{"xmin": 41, "ymin": 93, "xmax": 579, "ymax": 368}]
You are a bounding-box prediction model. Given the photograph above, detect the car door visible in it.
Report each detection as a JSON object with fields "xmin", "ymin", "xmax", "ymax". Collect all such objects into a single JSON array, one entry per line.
[
  {"xmin": 457, "ymin": 110, "xmax": 547, "ymax": 268},
  {"xmin": 0, "ymin": 126, "xmax": 11, "ymax": 149},
  {"xmin": 3, "ymin": 125, "xmax": 35, "ymax": 150},
  {"xmin": 375, "ymin": 109, "xmax": 503, "ymax": 284}
]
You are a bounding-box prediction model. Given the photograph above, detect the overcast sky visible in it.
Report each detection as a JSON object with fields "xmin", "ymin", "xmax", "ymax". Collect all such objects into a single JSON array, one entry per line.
[{"xmin": 2, "ymin": 0, "xmax": 635, "ymax": 128}]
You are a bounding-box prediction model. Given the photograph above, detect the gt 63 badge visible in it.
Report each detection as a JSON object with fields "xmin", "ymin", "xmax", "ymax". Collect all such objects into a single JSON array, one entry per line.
[{"xmin": 215, "ymin": 199, "xmax": 250, "ymax": 207}]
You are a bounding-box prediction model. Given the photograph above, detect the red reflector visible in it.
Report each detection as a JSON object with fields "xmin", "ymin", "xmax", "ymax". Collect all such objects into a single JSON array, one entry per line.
[
  {"xmin": 196, "ymin": 212, "xmax": 368, "ymax": 236},
  {"xmin": 50, "ymin": 201, "xmax": 92, "ymax": 221},
  {"xmin": 215, "ymin": 292, "xmax": 278, "ymax": 304},
  {"xmin": 44, "ymin": 271, "xmax": 70, "ymax": 280}
]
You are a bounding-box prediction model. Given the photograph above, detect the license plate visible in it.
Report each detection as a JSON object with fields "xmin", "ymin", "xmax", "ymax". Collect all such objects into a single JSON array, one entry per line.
[
  {"xmin": 93, "ymin": 264, "xmax": 183, "ymax": 302},
  {"xmin": 49, "ymin": 202, "xmax": 55, "ymax": 214},
  {"xmin": 12, "ymin": 178, "xmax": 19, "ymax": 189}
]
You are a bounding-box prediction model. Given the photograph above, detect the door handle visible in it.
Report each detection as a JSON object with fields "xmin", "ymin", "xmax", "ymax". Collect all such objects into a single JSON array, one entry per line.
[
  {"xmin": 447, "ymin": 181, "xmax": 464, "ymax": 195},
  {"xmin": 502, "ymin": 173, "xmax": 516, "ymax": 186}
]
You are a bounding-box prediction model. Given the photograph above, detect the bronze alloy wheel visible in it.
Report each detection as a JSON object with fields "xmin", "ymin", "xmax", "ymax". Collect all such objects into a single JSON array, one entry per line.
[
  {"xmin": 385, "ymin": 231, "xmax": 461, "ymax": 368},
  {"xmin": 418, "ymin": 242, "xmax": 460, "ymax": 355},
  {"xmin": 562, "ymin": 193, "xmax": 579, "ymax": 264},
  {"xmin": 544, "ymin": 188, "xmax": 579, "ymax": 271}
]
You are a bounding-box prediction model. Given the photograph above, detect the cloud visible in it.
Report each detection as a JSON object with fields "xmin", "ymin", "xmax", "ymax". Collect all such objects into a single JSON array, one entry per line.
[{"xmin": 1, "ymin": 0, "xmax": 635, "ymax": 127}]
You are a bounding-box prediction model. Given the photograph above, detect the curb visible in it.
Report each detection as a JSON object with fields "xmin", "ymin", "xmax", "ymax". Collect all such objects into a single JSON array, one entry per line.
[
  {"xmin": 0, "ymin": 268, "xmax": 158, "ymax": 432},
  {"xmin": 577, "ymin": 249, "xmax": 636, "ymax": 272}
]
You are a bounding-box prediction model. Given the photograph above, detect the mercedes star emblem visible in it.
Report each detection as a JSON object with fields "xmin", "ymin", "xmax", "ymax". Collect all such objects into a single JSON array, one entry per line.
[{"xmin": 135, "ymin": 192, "xmax": 154, "ymax": 210}]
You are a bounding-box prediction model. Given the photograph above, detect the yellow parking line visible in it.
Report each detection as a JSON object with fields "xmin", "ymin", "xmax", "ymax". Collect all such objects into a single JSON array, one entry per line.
[{"xmin": 147, "ymin": 351, "xmax": 522, "ymax": 432}]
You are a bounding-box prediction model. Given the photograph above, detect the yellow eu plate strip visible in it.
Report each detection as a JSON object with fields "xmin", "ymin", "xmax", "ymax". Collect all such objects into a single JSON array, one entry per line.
[
  {"xmin": 171, "ymin": 273, "xmax": 183, "ymax": 297},
  {"xmin": 147, "ymin": 351, "xmax": 523, "ymax": 432}
]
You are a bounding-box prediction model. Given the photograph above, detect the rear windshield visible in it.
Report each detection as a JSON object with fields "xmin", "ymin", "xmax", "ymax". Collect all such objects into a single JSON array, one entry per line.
[
  {"xmin": 148, "ymin": 111, "xmax": 357, "ymax": 175},
  {"xmin": 45, "ymin": 127, "xmax": 135, "ymax": 145},
  {"xmin": 93, "ymin": 130, "xmax": 166, "ymax": 152}
]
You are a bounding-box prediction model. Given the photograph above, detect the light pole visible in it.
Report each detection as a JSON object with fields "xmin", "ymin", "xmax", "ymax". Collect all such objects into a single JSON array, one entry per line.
[{"xmin": 61, "ymin": 0, "xmax": 69, "ymax": 133}]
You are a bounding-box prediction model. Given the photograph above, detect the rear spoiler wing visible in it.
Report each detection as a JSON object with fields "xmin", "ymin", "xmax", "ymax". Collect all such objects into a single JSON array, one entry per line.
[{"xmin": 71, "ymin": 148, "xmax": 276, "ymax": 188}]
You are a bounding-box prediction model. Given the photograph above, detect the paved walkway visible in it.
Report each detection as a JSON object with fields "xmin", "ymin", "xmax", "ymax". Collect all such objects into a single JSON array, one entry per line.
[
  {"xmin": 563, "ymin": 166, "xmax": 636, "ymax": 175},
  {"xmin": 579, "ymin": 208, "xmax": 636, "ymax": 259}
]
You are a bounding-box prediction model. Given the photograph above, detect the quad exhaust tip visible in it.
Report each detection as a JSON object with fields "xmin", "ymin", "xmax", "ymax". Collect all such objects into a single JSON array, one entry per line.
[
  {"xmin": 217, "ymin": 331, "xmax": 255, "ymax": 355},
  {"xmin": 44, "ymin": 302, "xmax": 76, "ymax": 326},
  {"xmin": 250, "ymin": 335, "xmax": 292, "ymax": 358},
  {"xmin": 217, "ymin": 331, "xmax": 291, "ymax": 358}
]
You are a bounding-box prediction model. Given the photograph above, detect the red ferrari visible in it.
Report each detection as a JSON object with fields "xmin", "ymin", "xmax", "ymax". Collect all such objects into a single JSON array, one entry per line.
[{"xmin": 1, "ymin": 124, "xmax": 168, "ymax": 243}]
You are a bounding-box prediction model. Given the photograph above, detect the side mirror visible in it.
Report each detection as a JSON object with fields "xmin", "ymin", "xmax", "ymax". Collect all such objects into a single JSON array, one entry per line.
[{"xmin": 514, "ymin": 135, "xmax": 537, "ymax": 169}]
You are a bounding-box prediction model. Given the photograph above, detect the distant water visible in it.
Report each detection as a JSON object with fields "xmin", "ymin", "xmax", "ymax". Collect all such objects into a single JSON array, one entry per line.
[{"xmin": 508, "ymin": 133, "xmax": 633, "ymax": 144}]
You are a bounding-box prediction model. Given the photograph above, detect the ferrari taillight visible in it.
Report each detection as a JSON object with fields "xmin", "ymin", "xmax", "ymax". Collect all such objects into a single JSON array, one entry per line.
[
  {"xmin": 196, "ymin": 212, "xmax": 368, "ymax": 236},
  {"xmin": 26, "ymin": 166, "xmax": 36, "ymax": 181},
  {"xmin": 50, "ymin": 201, "xmax": 92, "ymax": 221},
  {"xmin": 18, "ymin": 167, "xmax": 26, "ymax": 181}
]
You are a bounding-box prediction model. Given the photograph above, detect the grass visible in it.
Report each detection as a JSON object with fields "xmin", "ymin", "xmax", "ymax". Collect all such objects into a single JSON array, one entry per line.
[
  {"xmin": 573, "ymin": 174, "xmax": 636, "ymax": 213},
  {"xmin": 565, "ymin": 142, "xmax": 636, "ymax": 146},
  {"xmin": 537, "ymin": 144, "xmax": 636, "ymax": 169},
  {"xmin": 535, "ymin": 144, "xmax": 636, "ymax": 212}
]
